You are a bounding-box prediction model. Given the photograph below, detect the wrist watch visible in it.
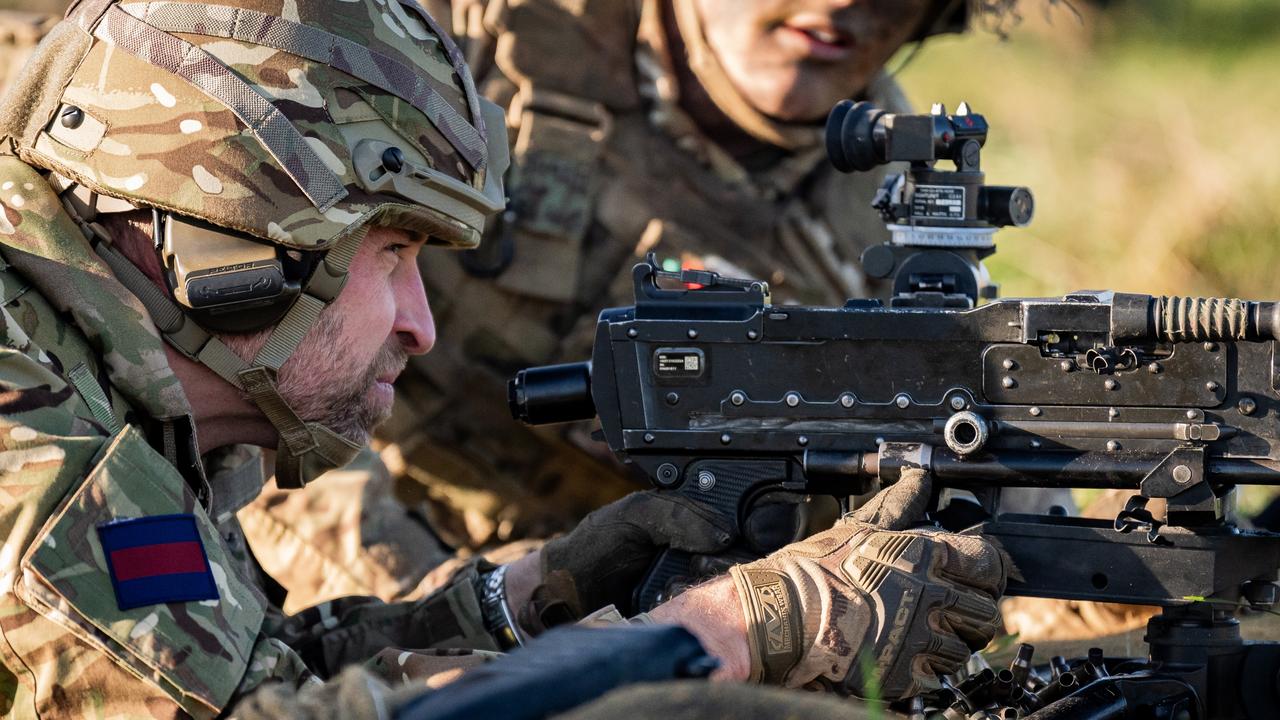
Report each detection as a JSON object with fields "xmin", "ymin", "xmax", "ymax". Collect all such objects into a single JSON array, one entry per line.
[{"xmin": 478, "ymin": 564, "xmax": 526, "ymax": 650}]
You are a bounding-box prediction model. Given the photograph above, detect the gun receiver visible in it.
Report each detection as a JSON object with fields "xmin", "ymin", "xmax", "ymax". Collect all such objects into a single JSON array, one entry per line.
[
  {"xmin": 511, "ymin": 257, "xmax": 1280, "ymax": 605},
  {"xmin": 510, "ymin": 260, "xmax": 1280, "ymax": 717}
]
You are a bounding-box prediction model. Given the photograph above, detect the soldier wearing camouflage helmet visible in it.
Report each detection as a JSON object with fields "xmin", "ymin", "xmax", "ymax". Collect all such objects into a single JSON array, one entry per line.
[
  {"xmin": 0, "ymin": 0, "xmax": 508, "ymax": 714},
  {"xmin": 0, "ymin": 0, "xmax": 1008, "ymax": 715}
]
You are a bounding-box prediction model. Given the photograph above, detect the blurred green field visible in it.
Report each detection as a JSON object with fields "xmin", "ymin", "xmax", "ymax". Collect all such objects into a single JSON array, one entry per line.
[
  {"xmin": 897, "ymin": 0, "xmax": 1280, "ymax": 515},
  {"xmin": 899, "ymin": 0, "xmax": 1280, "ymax": 300}
]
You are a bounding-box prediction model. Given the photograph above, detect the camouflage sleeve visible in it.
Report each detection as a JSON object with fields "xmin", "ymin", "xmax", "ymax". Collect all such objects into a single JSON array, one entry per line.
[
  {"xmin": 260, "ymin": 560, "xmax": 500, "ymax": 678},
  {"xmin": 230, "ymin": 648, "xmax": 502, "ymax": 719},
  {"xmin": 230, "ymin": 665, "xmax": 401, "ymax": 720},
  {"xmin": 0, "ymin": 293, "xmax": 321, "ymax": 716},
  {"xmin": 0, "ymin": 416, "xmax": 302, "ymax": 718},
  {"xmin": 0, "ymin": 356, "xmax": 489, "ymax": 716}
]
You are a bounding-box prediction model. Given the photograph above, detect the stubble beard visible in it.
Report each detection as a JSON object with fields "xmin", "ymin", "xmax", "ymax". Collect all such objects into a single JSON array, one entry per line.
[{"xmin": 222, "ymin": 312, "xmax": 408, "ymax": 444}]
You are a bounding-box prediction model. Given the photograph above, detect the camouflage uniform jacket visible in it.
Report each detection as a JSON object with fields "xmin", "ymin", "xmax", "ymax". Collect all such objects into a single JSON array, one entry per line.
[
  {"xmin": 0, "ymin": 156, "xmax": 497, "ymax": 719},
  {"xmin": 380, "ymin": 0, "xmax": 913, "ymax": 545}
]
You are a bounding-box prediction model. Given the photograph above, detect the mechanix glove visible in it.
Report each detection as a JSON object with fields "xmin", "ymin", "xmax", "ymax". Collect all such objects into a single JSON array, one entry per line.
[
  {"xmin": 523, "ymin": 491, "xmax": 735, "ymax": 632},
  {"xmin": 729, "ymin": 468, "xmax": 1008, "ymax": 699}
]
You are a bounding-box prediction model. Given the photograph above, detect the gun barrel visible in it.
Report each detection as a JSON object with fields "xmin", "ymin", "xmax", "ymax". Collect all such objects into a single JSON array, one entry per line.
[{"xmin": 508, "ymin": 361, "xmax": 595, "ymax": 426}]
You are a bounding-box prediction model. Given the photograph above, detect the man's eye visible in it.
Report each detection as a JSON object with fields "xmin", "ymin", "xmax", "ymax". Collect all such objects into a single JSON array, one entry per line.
[{"xmin": 386, "ymin": 243, "xmax": 409, "ymax": 256}]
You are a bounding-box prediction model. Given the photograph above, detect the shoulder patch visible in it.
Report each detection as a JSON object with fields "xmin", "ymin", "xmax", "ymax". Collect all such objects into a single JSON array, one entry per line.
[
  {"xmin": 16, "ymin": 425, "xmax": 266, "ymax": 717},
  {"xmin": 98, "ymin": 514, "xmax": 219, "ymax": 610}
]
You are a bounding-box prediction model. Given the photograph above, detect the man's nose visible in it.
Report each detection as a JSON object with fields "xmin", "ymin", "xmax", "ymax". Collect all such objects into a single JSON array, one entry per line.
[{"xmin": 392, "ymin": 260, "xmax": 435, "ymax": 355}]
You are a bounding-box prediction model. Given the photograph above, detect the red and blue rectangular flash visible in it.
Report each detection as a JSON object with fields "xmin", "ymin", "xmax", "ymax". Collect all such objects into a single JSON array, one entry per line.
[{"xmin": 97, "ymin": 514, "xmax": 220, "ymax": 611}]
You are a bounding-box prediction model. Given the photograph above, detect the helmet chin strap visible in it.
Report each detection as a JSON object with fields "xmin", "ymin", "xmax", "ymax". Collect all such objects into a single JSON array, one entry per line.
[
  {"xmin": 238, "ymin": 366, "xmax": 363, "ymax": 489},
  {"xmin": 222, "ymin": 224, "xmax": 369, "ymax": 489},
  {"xmin": 70, "ymin": 184, "xmax": 368, "ymax": 488}
]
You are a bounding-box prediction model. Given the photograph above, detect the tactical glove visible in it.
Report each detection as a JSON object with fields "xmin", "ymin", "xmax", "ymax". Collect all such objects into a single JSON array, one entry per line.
[
  {"xmin": 523, "ymin": 491, "xmax": 734, "ymax": 631},
  {"xmin": 729, "ymin": 468, "xmax": 1008, "ymax": 698}
]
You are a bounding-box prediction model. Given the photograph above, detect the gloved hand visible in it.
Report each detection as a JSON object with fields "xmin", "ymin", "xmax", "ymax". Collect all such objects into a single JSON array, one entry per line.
[
  {"xmin": 520, "ymin": 491, "xmax": 734, "ymax": 632},
  {"xmin": 728, "ymin": 468, "xmax": 1008, "ymax": 698}
]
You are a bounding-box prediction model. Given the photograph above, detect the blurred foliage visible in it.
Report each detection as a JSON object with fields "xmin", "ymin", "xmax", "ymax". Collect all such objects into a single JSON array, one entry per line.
[
  {"xmin": 0, "ymin": 0, "xmax": 64, "ymax": 14},
  {"xmin": 898, "ymin": 0, "xmax": 1280, "ymax": 517},
  {"xmin": 898, "ymin": 0, "xmax": 1280, "ymax": 300}
]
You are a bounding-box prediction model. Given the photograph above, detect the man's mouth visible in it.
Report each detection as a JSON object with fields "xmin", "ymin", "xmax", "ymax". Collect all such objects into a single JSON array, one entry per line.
[{"xmin": 779, "ymin": 15, "xmax": 855, "ymax": 61}]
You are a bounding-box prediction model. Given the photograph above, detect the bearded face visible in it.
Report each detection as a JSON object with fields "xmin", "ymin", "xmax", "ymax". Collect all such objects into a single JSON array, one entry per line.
[
  {"xmin": 273, "ymin": 314, "xmax": 409, "ymax": 443},
  {"xmin": 222, "ymin": 226, "xmax": 430, "ymax": 444}
]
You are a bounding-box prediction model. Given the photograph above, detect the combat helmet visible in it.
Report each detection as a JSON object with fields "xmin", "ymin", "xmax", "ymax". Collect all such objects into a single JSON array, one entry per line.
[{"xmin": 0, "ymin": 0, "xmax": 509, "ymax": 487}]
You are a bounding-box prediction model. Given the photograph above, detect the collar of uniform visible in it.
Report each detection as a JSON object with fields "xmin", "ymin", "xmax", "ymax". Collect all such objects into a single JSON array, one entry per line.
[{"xmin": 203, "ymin": 444, "xmax": 266, "ymax": 523}]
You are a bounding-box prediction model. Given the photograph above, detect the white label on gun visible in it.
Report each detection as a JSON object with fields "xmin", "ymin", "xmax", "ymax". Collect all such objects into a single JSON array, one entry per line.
[
  {"xmin": 654, "ymin": 348, "xmax": 705, "ymax": 379},
  {"xmin": 912, "ymin": 185, "xmax": 965, "ymax": 219}
]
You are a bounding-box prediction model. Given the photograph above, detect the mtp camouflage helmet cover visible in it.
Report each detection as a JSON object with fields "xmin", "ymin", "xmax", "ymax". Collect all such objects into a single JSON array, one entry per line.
[{"xmin": 1, "ymin": 0, "xmax": 508, "ymax": 251}]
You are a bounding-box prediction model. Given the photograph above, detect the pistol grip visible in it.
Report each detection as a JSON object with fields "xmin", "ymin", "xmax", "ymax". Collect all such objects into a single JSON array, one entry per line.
[{"xmin": 634, "ymin": 549, "xmax": 694, "ymax": 612}]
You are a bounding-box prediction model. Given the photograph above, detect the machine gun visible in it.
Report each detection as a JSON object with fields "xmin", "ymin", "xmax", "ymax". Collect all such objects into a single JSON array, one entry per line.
[{"xmin": 508, "ymin": 102, "xmax": 1280, "ymax": 718}]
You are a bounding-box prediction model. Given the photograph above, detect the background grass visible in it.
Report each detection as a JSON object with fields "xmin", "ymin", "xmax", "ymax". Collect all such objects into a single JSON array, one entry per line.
[{"xmin": 898, "ymin": 0, "xmax": 1280, "ymax": 301}]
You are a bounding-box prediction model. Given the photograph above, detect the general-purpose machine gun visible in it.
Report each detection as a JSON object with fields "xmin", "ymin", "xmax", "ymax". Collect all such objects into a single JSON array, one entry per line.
[{"xmin": 509, "ymin": 101, "xmax": 1280, "ymax": 718}]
